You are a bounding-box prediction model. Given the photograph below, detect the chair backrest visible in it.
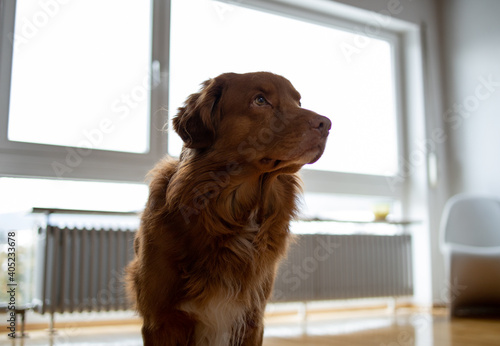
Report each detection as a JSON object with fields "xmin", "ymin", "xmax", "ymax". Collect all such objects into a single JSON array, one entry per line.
[{"xmin": 441, "ymin": 194, "xmax": 500, "ymax": 248}]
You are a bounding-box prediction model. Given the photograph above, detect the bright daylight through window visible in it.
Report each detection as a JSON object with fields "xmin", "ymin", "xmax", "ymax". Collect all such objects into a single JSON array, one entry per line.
[
  {"xmin": 7, "ymin": 0, "xmax": 152, "ymax": 154},
  {"xmin": 169, "ymin": 0, "xmax": 400, "ymax": 176}
]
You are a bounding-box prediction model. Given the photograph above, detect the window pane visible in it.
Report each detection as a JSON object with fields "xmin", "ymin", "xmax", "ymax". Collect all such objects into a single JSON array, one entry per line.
[
  {"xmin": 8, "ymin": 0, "xmax": 152, "ymax": 153},
  {"xmin": 0, "ymin": 177, "xmax": 147, "ymax": 214},
  {"xmin": 169, "ymin": 0, "xmax": 399, "ymax": 176}
]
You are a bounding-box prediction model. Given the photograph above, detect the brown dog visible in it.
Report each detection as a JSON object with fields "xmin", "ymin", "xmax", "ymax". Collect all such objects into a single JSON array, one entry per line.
[{"xmin": 126, "ymin": 72, "xmax": 330, "ymax": 345}]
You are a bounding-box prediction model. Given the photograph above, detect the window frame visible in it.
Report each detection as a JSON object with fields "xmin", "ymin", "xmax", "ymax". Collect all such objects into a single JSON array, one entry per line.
[
  {"xmin": 0, "ymin": 0, "xmax": 420, "ymax": 205},
  {"xmin": 0, "ymin": 0, "xmax": 170, "ymax": 182}
]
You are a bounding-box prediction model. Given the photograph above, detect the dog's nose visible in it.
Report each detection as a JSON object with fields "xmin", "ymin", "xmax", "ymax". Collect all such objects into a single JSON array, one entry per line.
[{"xmin": 310, "ymin": 115, "xmax": 331, "ymax": 137}]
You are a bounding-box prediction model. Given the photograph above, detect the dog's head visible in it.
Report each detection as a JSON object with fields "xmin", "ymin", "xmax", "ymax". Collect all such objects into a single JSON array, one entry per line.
[{"xmin": 173, "ymin": 72, "xmax": 331, "ymax": 173}]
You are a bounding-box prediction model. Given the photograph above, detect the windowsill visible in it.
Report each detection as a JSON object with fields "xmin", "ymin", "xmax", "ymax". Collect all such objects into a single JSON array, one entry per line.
[{"xmin": 298, "ymin": 217, "xmax": 421, "ymax": 226}]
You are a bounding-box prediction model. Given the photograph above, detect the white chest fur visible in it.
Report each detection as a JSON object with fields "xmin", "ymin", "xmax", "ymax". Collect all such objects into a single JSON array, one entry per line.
[
  {"xmin": 178, "ymin": 211, "xmax": 264, "ymax": 345},
  {"xmin": 180, "ymin": 291, "xmax": 247, "ymax": 345}
]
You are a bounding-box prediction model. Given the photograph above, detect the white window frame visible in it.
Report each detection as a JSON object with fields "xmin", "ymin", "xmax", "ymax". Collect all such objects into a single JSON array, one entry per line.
[
  {"xmin": 0, "ymin": 0, "xmax": 170, "ymax": 182},
  {"xmin": 1, "ymin": 0, "xmax": 428, "ymax": 210}
]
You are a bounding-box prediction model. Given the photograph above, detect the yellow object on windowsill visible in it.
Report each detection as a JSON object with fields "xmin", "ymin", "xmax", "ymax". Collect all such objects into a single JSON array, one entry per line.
[{"xmin": 372, "ymin": 203, "xmax": 390, "ymax": 221}]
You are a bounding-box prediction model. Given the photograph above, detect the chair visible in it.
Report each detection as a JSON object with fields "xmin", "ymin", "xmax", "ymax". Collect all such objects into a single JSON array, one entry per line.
[{"xmin": 440, "ymin": 194, "xmax": 500, "ymax": 317}]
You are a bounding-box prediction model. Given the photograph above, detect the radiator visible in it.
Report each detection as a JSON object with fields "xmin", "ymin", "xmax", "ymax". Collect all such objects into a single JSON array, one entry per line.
[
  {"xmin": 34, "ymin": 225, "xmax": 135, "ymax": 314},
  {"xmin": 35, "ymin": 227, "xmax": 413, "ymax": 314},
  {"xmin": 272, "ymin": 234, "xmax": 414, "ymax": 302}
]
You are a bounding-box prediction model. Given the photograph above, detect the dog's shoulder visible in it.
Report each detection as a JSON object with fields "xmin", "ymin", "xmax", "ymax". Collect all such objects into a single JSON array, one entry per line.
[{"xmin": 144, "ymin": 156, "xmax": 179, "ymax": 212}]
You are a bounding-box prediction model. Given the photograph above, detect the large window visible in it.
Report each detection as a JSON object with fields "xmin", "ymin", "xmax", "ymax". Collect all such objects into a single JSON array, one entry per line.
[{"xmin": 1, "ymin": 0, "xmax": 412, "ymax": 220}]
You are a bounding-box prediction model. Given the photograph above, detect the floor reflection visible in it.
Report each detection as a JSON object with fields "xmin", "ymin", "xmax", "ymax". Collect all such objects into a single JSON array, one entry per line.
[{"xmin": 5, "ymin": 307, "xmax": 500, "ymax": 345}]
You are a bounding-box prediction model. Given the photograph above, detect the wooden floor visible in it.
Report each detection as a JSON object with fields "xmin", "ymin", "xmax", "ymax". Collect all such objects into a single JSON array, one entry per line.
[
  {"xmin": 264, "ymin": 307, "xmax": 500, "ymax": 346},
  {"xmin": 5, "ymin": 307, "xmax": 500, "ymax": 345}
]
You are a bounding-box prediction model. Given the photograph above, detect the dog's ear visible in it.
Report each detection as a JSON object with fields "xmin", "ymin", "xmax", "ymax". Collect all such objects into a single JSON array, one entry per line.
[{"xmin": 173, "ymin": 77, "xmax": 225, "ymax": 149}]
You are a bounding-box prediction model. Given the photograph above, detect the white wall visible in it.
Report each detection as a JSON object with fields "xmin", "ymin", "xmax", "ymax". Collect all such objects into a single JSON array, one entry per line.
[
  {"xmin": 440, "ymin": 0, "xmax": 500, "ymax": 197},
  {"xmin": 329, "ymin": 0, "xmax": 450, "ymax": 305}
]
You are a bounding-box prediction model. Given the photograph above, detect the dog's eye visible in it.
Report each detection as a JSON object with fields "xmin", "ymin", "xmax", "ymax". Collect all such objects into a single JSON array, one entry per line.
[{"xmin": 254, "ymin": 96, "xmax": 268, "ymax": 106}]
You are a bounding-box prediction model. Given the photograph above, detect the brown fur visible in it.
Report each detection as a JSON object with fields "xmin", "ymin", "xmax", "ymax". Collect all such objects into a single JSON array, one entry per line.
[{"xmin": 125, "ymin": 72, "xmax": 330, "ymax": 345}]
